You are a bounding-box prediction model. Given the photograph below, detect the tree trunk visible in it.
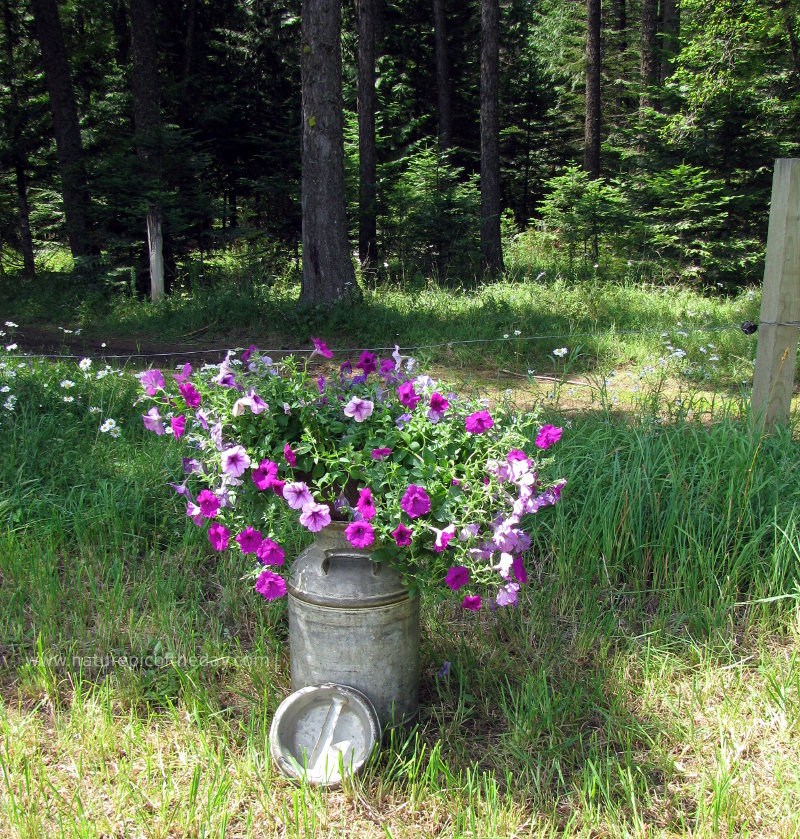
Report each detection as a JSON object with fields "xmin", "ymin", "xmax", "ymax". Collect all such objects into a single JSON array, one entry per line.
[
  {"xmin": 659, "ymin": 0, "xmax": 679, "ymax": 83},
  {"xmin": 480, "ymin": 0, "xmax": 503, "ymax": 277},
  {"xmin": 357, "ymin": 0, "xmax": 377, "ymax": 270},
  {"xmin": 778, "ymin": 0, "xmax": 800, "ymax": 86},
  {"xmin": 583, "ymin": 0, "xmax": 601, "ymax": 181},
  {"xmin": 640, "ymin": 0, "xmax": 659, "ymax": 111},
  {"xmin": 300, "ymin": 0, "xmax": 357, "ymax": 305},
  {"xmin": 130, "ymin": 0, "xmax": 165, "ymax": 302},
  {"xmin": 432, "ymin": 0, "xmax": 453, "ymax": 151},
  {"xmin": 2, "ymin": 0, "xmax": 35, "ymax": 277},
  {"xmin": 30, "ymin": 0, "xmax": 95, "ymax": 259},
  {"xmin": 612, "ymin": 0, "xmax": 626, "ymax": 50}
]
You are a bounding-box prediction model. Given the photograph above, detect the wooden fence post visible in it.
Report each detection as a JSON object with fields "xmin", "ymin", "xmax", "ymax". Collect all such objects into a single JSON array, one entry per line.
[{"xmin": 751, "ymin": 159, "xmax": 800, "ymax": 427}]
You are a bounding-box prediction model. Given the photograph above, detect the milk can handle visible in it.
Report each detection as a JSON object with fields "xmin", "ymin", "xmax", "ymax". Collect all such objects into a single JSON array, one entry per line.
[{"xmin": 321, "ymin": 550, "xmax": 381, "ymax": 576}]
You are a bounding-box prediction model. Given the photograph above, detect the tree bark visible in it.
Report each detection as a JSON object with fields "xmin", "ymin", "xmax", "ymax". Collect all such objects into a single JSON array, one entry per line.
[
  {"xmin": 640, "ymin": 0, "xmax": 659, "ymax": 111},
  {"xmin": 300, "ymin": 0, "xmax": 357, "ymax": 305},
  {"xmin": 480, "ymin": 0, "xmax": 503, "ymax": 277},
  {"xmin": 612, "ymin": 0, "xmax": 626, "ymax": 50},
  {"xmin": 432, "ymin": 0, "xmax": 453, "ymax": 151},
  {"xmin": 2, "ymin": 0, "xmax": 35, "ymax": 277},
  {"xmin": 659, "ymin": 0, "xmax": 679, "ymax": 83},
  {"xmin": 357, "ymin": 0, "xmax": 377, "ymax": 269},
  {"xmin": 583, "ymin": 0, "xmax": 601, "ymax": 181},
  {"xmin": 777, "ymin": 0, "xmax": 800, "ymax": 86},
  {"xmin": 30, "ymin": 0, "xmax": 95, "ymax": 259},
  {"xmin": 130, "ymin": 0, "xmax": 165, "ymax": 301}
]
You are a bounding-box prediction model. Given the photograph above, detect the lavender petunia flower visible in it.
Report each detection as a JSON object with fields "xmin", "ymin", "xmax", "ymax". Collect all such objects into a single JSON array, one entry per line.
[
  {"xmin": 344, "ymin": 396, "xmax": 374, "ymax": 423},
  {"xmin": 283, "ymin": 481, "xmax": 313, "ymax": 510},
  {"xmin": 142, "ymin": 407, "xmax": 166, "ymax": 435},
  {"xmin": 299, "ymin": 501, "xmax": 331, "ymax": 532},
  {"xmin": 221, "ymin": 445, "xmax": 250, "ymax": 477}
]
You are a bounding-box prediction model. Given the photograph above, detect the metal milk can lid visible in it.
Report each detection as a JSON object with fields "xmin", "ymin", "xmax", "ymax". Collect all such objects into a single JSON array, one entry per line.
[
  {"xmin": 269, "ymin": 683, "xmax": 381, "ymax": 786},
  {"xmin": 288, "ymin": 548, "xmax": 409, "ymax": 608}
]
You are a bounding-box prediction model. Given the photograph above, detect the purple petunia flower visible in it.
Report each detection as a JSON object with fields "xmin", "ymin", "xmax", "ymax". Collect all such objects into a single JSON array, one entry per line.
[
  {"xmin": 241, "ymin": 344, "xmax": 257, "ymax": 364},
  {"xmin": 257, "ymin": 538, "xmax": 285, "ymax": 566},
  {"xmin": 183, "ymin": 457, "xmax": 201, "ymax": 474},
  {"xmin": 465, "ymin": 410, "xmax": 494, "ymax": 434},
  {"xmin": 221, "ymin": 445, "xmax": 251, "ymax": 477},
  {"xmin": 186, "ymin": 501, "xmax": 203, "ymax": 526},
  {"xmin": 397, "ymin": 381, "xmax": 420, "ymax": 409},
  {"xmin": 252, "ymin": 459, "xmax": 278, "ymax": 490},
  {"xmin": 179, "ymin": 382, "xmax": 202, "ymax": 409},
  {"xmin": 356, "ymin": 350, "xmax": 378, "ymax": 375},
  {"xmin": 445, "ymin": 565, "xmax": 469, "ymax": 590},
  {"xmin": 235, "ymin": 526, "xmax": 263, "ymax": 554},
  {"xmin": 139, "ymin": 369, "xmax": 164, "ymax": 395},
  {"xmin": 433, "ymin": 524, "xmax": 456, "ymax": 552},
  {"xmin": 173, "ymin": 363, "xmax": 192, "ymax": 384},
  {"xmin": 232, "ymin": 390, "xmax": 267, "ymax": 416},
  {"xmin": 400, "ymin": 484, "xmax": 431, "ymax": 519},
  {"xmin": 395, "ymin": 413, "xmax": 412, "ymax": 429},
  {"xmin": 427, "ymin": 392, "xmax": 450, "ymax": 423},
  {"xmin": 208, "ymin": 523, "xmax": 230, "ymax": 551},
  {"xmin": 142, "ymin": 407, "xmax": 166, "ymax": 435},
  {"xmin": 496, "ymin": 581, "xmax": 520, "ymax": 607},
  {"xmin": 171, "ymin": 415, "xmax": 186, "ymax": 439},
  {"xmin": 535, "ymin": 424, "xmax": 563, "ymax": 450},
  {"xmin": 283, "ymin": 444, "xmax": 296, "ymax": 467},
  {"xmin": 392, "ymin": 523, "xmax": 413, "ymax": 546},
  {"xmin": 299, "ymin": 501, "xmax": 331, "ymax": 532},
  {"xmin": 344, "ymin": 396, "xmax": 374, "ymax": 423},
  {"xmin": 311, "ymin": 337, "xmax": 334, "ymax": 359},
  {"xmin": 255, "ymin": 569, "xmax": 287, "ymax": 600},
  {"xmin": 283, "ymin": 481, "xmax": 313, "ymax": 510},
  {"xmin": 317, "ymin": 376, "xmax": 326, "ymax": 393},
  {"xmin": 197, "ymin": 490, "xmax": 220, "ymax": 518},
  {"xmin": 461, "ymin": 594, "xmax": 482, "ymax": 611},
  {"xmin": 271, "ymin": 479, "xmax": 286, "ymax": 497},
  {"xmin": 356, "ymin": 487, "xmax": 376, "ymax": 521},
  {"xmin": 371, "ymin": 447, "xmax": 392, "ymax": 460},
  {"xmin": 380, "ymin": 358, "xmax": 396, "ymax": 376},
  {"xmin": 512, "ymin": 555, "xmax": 528, "ymax": 584},
  {"xmin": 345, "ymin": 520, "xmax": 375, "ymax": 549}
]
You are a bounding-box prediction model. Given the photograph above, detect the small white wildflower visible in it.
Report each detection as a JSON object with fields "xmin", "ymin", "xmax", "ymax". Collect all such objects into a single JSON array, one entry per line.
[
  {"xmin": 698, "ymin": 346, "xmax": 707, "ymax": 354},
  {"xmin": 513, "ymin": 330, "xmax": 521, "ymax": 336},
  {"xmin": 89, "ymin": 406, "xmax": 101, "ymax": 414},
  {"xmin": 101, "ymin": 342, "xmax": 107, "ymax": 348},
  {"xmin": 4, "ymin": 395, "xmax": 16, "ymax": 411},
  {"xmin": 63, "ymin": 395, "xmax": 74, "ymax": 403},
  {"xmin": 553, "ymin": 347, "xmax": 568, "ymax": 358},
  {"xmin": 672, "ymin": 349, "xmax": 686, "ymax": 359},
  {"xmin": 5, "ymin": 343, "xmax": 18, "ymax": 351},
  {"xmin": 79, "ymin": 358, "xmax": 92, "ymax": 371},
  {"xmin": 5, "ymin": 321, "xmax": 18, "ymax": 328},
  {"xmin": 709, "ymin": 355, "xmax": 719, "ymax": 362},
  {"xmin": 109, "ymin": 427, "xmax": 121, "ymax": 438},
  {"xmin": 60, "ymin": 379, "xmax": 75, "ymax": 389},
  {"xmin": 100, "ymin": 418, "xmax": 117, "ymax": 433},
  {"xmin": 16, "ymin": 363, "xmax": 24, "ymax": 369},
  {"xmin": 0, "ymin": 385, "xmax": 8, "ymax": 393},
  {"xmin": 0, "ymin": 331, "xmax": 4, "ymax": 337},
  {"xmin": 677, "ymin": 330, "xmax": 688, "ymax": 337}
]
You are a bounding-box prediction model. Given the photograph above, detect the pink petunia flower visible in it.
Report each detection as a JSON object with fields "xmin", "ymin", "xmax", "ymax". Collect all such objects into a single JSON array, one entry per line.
[
  {"xmin": 535, "ymin": 424, "xmax": 563, "ymax": 450},
  {"xmin": 371, "ymin": 447, "xmax": 392, "ymax": 460},
  {"xmin": 142, "ymin": 407, "xmax": 166, "ymax": 435},
  {"xmin": 461, "ymin": 594, "xmax": 482, "ymax": 611},
  {"xmin": 345, "ymin": 520, "xmax": 375, "ymax": 549},
  {"xmin": 283, "ymin": 444, "xmax": 296, "ymax": 467},
  {"xmin": 221, "ymin": 445, "xmax": 250, "ymax": 477},
  {"xmin": 392, "ymin": 523, "xmax": 413, "ymax": 546},
  {"xmin": 255, "ymin": 569, "xmax": 287, "ymax": 600},
  {"xmin": 235, "ymin": 526, "xmax": 263, "ymax": 554},
  {"xmin": 283, "ymin": 481, "xmax": 313, "ymax": 510},
  {"xmin": 344, "ymin": 396, "xmax": 374, "ymax": 423},
  {"xmin": 356, "ymin": 487, "xmax": 376, "ymax": 521},
  {"xmin": 400, "ymin": 484, "xmax": 431, "ymax": 519},
  {"xmin": 170, "ymin": 415, "xmax": 186, "ymax": 439},
  {"xmin": 311, "ymin": 337, "xmax": 334, "ymax": 359},
  {"xmin": 299, "ymin": 501, "xmax": 331, "ymax": 532},
  {"xmin": 465, "ymin": 410, "xmax": 494, "ymax": 434},
  {"xmin": 252, "ymin": 459, "xmax": 278, "ymax": 490},
  {"xmin": 445, "ymin": 565, "xmax": 469, "ymax": 590},
  {"xmin": 257, "ymin": 538, "xmax": 285, "ymax": 566},
  {"xmin": 139, "ymin": 369, "xmax": 164, "ymax": 395},
  {"xmin": 208, "ymin": 523, "xmax": 230, "ymax": 551},
  {"xmin": 197, "ymin": 489, "xmax": 220, "ymax": 518},
  {"xmin": 396, "ymin": 380, "xmax": 420, "ymax": 409},
  {"xmin": 179, "ymin": 382, "xmax": 201, "ymax": 408}
]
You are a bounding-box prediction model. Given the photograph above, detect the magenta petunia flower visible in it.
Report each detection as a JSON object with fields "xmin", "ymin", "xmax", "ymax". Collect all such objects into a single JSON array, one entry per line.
[
  {"xmin": 392, "ymin": 523, "xmax": 413, "ymax": 546},
  {"xmin": 461, "ymin": 594, "xmax": 482, "ymax": 611},
  {"xmin": 344, "ymin": 396, "xmax": 374, "ymax": 423},
  {"xmin": 380, "ymin": 358, "xmax": 396, "ymax": 375},
  {"xmin": 356, "ymin": 487, "xmax": 376, "ymax": 521},
  {"xmin": 197, "ymin": 489, "xmax": 220, "ymax": 518},
  {"xmin": 445, "ymin": 565, "xmax": 469, "ymax": 590},
  {"xmin": 221, "ymin": 445, "xmax": 250, "ymax": 477},
  {"xmin": 346, "ymin": 520, "xmax": 375, "ymax": 549},
  {"xmin": 283, "ymin": 444, "xmax": 296, "ymax": 467},
  {"xmin": 512, "ymin": 555, "xmax": 528, "ymax": 584},
  {"xmin": 434, "ymin": 524, "xmax": 456, "ymax": 552},
  {"xmin": 271, "ymin": 479, "xmax": 286, "ymax": 497},
  {"xmin": 179, "ymin": 382, "xmax": 201, "ymax": 409},
  {"xmin": 429, "ymin": 392, "xmax": 450, "ymax": 413},
  {"xmin": 171, "ymin": 415, "xmax": 186, "ymax": 439},
  {"xmin": 253, "ymin": 459, "xmax": 278, "ymax": 490},
  {"xmin": 283, "ymin": 481, "xmax": 313, "ymax": 510},
  {"xmin": 400, "ymin": 484, "xmax": 431, "ymax": 519},
  {"xmin": 397, "ymin": 381, "xmax": 420, "ymax": 409},
  {"xmin": 208, "ymin": 523, "xmax": 230, "ymax": 551},
  {"xmin": 465, "ymin": 410, "xmax": 494, "ymax": 434},
  {"xmin": 173, "ymin": 362, "xmax": 192, "ymax": 384},
  {"xmin": 235, "ymin": 526, "xmax": 263, "ymax": 554},
  {"xmin": 255, "ymin": 569, "xmax": 287, "ymax": 600},
  {"xmin": 142, "ymin": 407, "xmax": 166, "ymax": 435},
  {"xmin": 299, "ymin": 501, "xmax": 331, "ymax": 532},
  {"xmin": 371, "ymin": 447, "xmax": 392, "ymax": 460},
  {"xmin": 139, "ymin": 369, "xmax": 164, "ymax": 395},
  {"xmin": 356, "ymin": 350, "xmax": 378, "ymax": 375},
  {"xmin": 257, "ymin": 538, "xmax": 285, "ymax": 566},
  {"xmin": 186, "ymin": 501, "xmax": 203, "ymax": 526},
  {"xmin": 241, "ymin": 344, "xmax": 257, "ymax": 364},
  {"xmin": 535, "ymin": 424, "xmax": 563, "ymax": 450},
  {"xmin": 311, "ymin": 337, "xmax": 334, "ymax": 359}
]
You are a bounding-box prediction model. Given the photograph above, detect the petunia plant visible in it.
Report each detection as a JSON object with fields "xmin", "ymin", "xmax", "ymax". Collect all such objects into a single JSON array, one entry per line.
[{"xmin": 137, "ymin": 340, "xmax": 565, "ymax": 610}]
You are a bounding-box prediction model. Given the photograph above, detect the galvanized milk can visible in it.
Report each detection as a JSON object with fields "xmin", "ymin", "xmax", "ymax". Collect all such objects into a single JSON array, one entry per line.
[{"xmin": 287, "ymin": 523, "xmax": 420, "ymax": 727}]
